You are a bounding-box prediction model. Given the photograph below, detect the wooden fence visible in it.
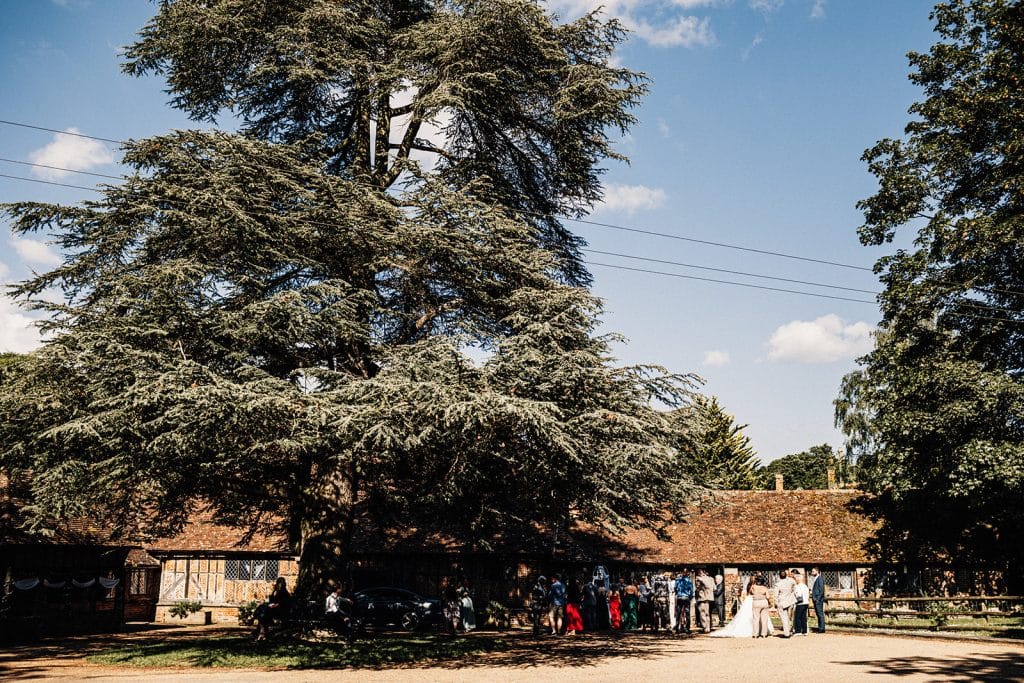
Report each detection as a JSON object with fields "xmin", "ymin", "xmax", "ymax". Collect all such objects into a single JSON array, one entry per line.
[{"xmin": 824, "ymin": 595, "xmax": 1024, "ymax": 632}]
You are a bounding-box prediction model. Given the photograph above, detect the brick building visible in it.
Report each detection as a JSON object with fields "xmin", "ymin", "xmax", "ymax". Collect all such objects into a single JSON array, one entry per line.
[
  {"xmin": 0, "ymin": 474, "xmax": 158, "ymax": 638},
  {"xmin": 143, "ymin": 489, "xmax": 878, "ymax": 623}
]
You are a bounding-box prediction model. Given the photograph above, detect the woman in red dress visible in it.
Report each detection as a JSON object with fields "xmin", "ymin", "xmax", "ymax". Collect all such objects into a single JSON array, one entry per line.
[
  {"xmin": 565, "ymin": 580, "xmax": 584, "ymax": 635},
  {"xmin": 609, "ymin": 586, "xmax": 622, "ymax": 629}
]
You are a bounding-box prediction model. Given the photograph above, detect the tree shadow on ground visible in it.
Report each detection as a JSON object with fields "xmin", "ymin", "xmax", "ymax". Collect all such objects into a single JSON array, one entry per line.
[
  {"xmin": 836, "ymin": 652, "xmax": 1024, "ymax": 680},
  {"xmin": 0, "ymin": 626, "xmax": 708, "ymax": 676},
  {"xmin": 0, "ymin": 624, "xmax": 238, "ymax": 681},
  {"xmin": 427, "ymin": 631, "xmax": 708, "ymax": 670}
]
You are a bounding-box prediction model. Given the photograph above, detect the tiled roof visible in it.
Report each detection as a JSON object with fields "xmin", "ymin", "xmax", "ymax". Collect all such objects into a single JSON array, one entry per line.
[
  {"xmin": 570, "ymin": 490, "xmax": 876, "ymax": 565},
  {"xmin": 142, "ymin": 490, "xmax": 876, "ymax": 565},
  {"xmin": 1, "ymin": 471, "xmax": 120, "ymax": 546},
  {"xmin": 145, "ymin": 514, "xmax": 291, "ymax": 554}
]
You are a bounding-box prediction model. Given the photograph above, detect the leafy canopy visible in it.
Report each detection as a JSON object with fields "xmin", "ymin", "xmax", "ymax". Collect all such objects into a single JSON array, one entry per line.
[
  {"xmin": 836, "ymin": 0, "xmax": 1024, "ymax": 576},
  {"xmin": 757, "ymin": 444, "xmax": 850, "ymax": 491},
  {"xmin": 1, "ymin": 0, "xmax": 700, "ymax": 590}
]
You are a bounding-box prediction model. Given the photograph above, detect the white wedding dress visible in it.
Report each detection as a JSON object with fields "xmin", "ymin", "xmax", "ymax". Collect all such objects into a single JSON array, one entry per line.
[{"xmin": 710, "ymin": 595, "xmax": 774, "ymax": 638}]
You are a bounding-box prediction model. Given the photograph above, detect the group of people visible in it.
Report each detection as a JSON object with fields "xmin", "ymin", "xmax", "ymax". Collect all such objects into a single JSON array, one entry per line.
[
  {"xmin": 533, "ymin": 567, "xmax": 827, "ymax": 639},
  {"xmin": 533, "ymin": 569, "xmax": 728, "ymax": 636},
  {"xmin": 712, "ymin": 567, "xmax": 827, "ymax": 639}
]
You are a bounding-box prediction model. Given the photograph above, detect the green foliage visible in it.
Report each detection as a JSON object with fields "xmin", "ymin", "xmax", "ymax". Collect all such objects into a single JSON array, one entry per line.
[
  {"xmin": 237, "ymin": 600, "xmax": 261, "ymax": 627},
  {"xmin": 757, "ymin": 444, "xmax": 852, "ymax": 490},
  {"xmin": 169, "ymin": 600, "xmax": 204, "ymax": 620},
  {"xmin": 481, "ymin": 601, "xmax": 511, "ymax": 630},
  {"xmin": 836, "ymin": 0, "xmax": 1024, "ymax": 580},
  {"xmin": 679, "ymin": 396, "xmax": 759, "ymax": 490},
  {"xmin": 0, "ymin": 0, "xmax": 700, "ymax": 597}
]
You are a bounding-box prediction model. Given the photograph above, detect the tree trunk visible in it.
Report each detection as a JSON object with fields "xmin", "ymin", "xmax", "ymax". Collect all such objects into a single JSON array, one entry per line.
[{"xmin": 295, "ymin": 460, "xmax": 358, "ymax": 601}]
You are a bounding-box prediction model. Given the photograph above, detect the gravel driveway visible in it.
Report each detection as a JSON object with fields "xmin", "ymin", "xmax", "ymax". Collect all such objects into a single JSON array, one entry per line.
[{"xmin": 2, "ymin": 628, "xmax": 1022, "ymax": 682}]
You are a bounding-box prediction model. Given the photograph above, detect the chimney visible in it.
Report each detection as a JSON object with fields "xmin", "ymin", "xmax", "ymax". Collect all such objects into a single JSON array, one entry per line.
[
  {"xmin": 827, "ymin": 467, "xmax": 836, "ymax": 490},
  {"xmin": 775, "ymin": 474, "xmax": 784, "ymax": 492}
]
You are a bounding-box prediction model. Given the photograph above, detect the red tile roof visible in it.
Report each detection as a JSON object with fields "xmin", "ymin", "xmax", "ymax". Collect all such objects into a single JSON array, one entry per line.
[
  {"xmin": 145, "ymin": 514, "xmax": 291, "ymax": 553},
  {"xmin": 571, "ymin": 490, "xmax": 876, "ymax": 565},
  {"xmin": 142, "ymin": 490, "xmax": 876, "ymax": 565}
]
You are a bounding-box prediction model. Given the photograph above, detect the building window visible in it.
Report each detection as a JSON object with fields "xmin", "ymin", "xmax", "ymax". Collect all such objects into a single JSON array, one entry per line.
[
  {"xmin": 822, "ymin": 569, "xmax": 855, "ymax": 592},
  {"xmin": 129, "ymin": 568, "xmax": 149, "ymax": 596},
  {"xmin": 225, "ymin": 558, "xmax": 279, "ymax": 582}
]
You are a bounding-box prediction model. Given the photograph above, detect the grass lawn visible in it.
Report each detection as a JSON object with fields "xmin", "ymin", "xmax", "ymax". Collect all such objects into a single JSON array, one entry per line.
[
  {"xmin": 812, "ymin": 614, "xmax": 1024, "ymax": 640},
  {"xmin": 87, "ymin": 632, "xmax": 509, "ymax": 669}
]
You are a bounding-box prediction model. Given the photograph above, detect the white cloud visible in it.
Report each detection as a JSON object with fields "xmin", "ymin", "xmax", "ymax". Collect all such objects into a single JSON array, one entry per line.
[
  {"xmin": 749, "ymin": 0, "xmax": 784, "ymax": 11},
  {"xmin": 657, "ymin": 118, "xmax": 671, "ymax": 138},
  {"xmin": 631, "ymin": 15, "xmax": 715, "ymax": 47},
  {"xmin": 767, "ymin": 314, "xmax": 874, "ymax": 364},
  {"xmin": 595, "ymin": 183, "xmax": 666, "ymax": 214},
  {"xmin": 810, "ymin": 0, "xmax": 825, "ymax": 19},
  {"xmin": 703, "ymin": 350, "xmax": 731, "ymax": 367},
  {"xmin": 11, "ymin": 236, "xmax": 62, "ymax": 266},
  {"xmin": 27, "ymin": 127, "xmax": 114, "ymax": 180},
  {"xmin": 0, "ymin": 291, "xmax": 42, "ymax": 353},
  {"xmin": 741, "ymin": 30, "xmax": 765, "ymax": 61},
  {"xmin": 547, "ymin": 1, "xmax": 716, "ymax": 48}
]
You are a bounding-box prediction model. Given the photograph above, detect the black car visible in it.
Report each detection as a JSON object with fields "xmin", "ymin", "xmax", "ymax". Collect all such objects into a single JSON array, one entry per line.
[{"xmin": 352, "ymin": 587, "xmax": 442, "ymax": 630}]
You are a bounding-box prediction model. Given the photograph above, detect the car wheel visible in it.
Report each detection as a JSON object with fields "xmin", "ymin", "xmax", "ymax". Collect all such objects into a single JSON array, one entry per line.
[{"xmin": 400, "ymin": 611, "xmax": 420, "ymax": 631}]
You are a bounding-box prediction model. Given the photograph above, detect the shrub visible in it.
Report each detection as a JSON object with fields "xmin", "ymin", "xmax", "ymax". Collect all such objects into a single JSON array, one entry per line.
[
  {"xmin": 168, "ymin": 600, "xmax": 204, "ymax": 619},
  {"xmin": 237, "ymin": 600, "xmax": 260, "ymax": 626},
  {"xmin": 482, "ymin": 601, "xmax": 511, "ymax": 630},
  {"xmin": 927, "ymin": 601, "xmax": 951, "ymax": 630}
]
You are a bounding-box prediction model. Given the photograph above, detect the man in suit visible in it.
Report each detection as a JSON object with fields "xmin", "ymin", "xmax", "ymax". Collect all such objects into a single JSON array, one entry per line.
[
  {"xmin": 774, "ymin": 569, "xmax": 797, "ymax": 637},
  {"xmin": 713, "ymin": 574, "xmax": 726, "ymax": 627},
  {"xmin": 810, "ymin": 567, "xmax": 827, "ymax": 633},
  {"xmin": 695, "ymin": 568, "xmax": 716, "ymax": 633}
]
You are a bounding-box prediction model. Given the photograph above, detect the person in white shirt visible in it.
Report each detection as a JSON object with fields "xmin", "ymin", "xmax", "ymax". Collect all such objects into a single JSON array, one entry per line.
[
  {"xmin": 792, "ymin": 570, "xmax": 810, "ymax": 636},
  {"xmin": 325, "ymin": 585, "xmax": 348, "ymax": 633}
]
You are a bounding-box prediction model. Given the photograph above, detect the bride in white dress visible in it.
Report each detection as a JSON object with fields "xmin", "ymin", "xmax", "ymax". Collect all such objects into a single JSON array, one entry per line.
[{"xmin": 710, "ymin": 578, "xmax": 773, "ymax": 638}]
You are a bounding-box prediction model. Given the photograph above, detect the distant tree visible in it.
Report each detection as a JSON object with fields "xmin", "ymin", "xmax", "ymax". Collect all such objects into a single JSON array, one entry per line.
[
  {"xmin": 678, "ymin": 396, "xmax": 759, "ymax": 490},
  {"xmin": 0, "ymin": 0, "xmax": 701, "ymax": 598},
  {"xmin": 758, "ymin": 444, "xmax": 851, "ymax": 491},
  {"xmin": 835, "ymin": 0, "xmax": 1024, "ymax": 581}
]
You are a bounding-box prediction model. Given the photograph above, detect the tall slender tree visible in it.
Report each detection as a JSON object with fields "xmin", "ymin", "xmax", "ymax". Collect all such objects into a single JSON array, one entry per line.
[
  {"xmin": 1, "ymin": 1, "xmax": 700, "ymax": 595},
  {"xmin": 678, "ymin": 396, "xmax": 759, "ymax": 490},
  {"xmin": 836, "ymin": 0, "xmax": 1024, "ymax": 583}
]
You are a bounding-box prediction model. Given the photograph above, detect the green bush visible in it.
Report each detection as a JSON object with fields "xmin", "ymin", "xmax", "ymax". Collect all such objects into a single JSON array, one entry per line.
[
  {"xmin": 927, "ymin": 601, "xmax": 951, "ymax": 630},
  {"xmin": 237, "ymin": 600, "xmax": 260, "ymax": 626},
  {"xmin": 482, "ymin": 601, "xmax": 511, "ymax": 630},
  {"xmin": 169, "ymin": 600, "xmax": 204, "ymax": 619}
]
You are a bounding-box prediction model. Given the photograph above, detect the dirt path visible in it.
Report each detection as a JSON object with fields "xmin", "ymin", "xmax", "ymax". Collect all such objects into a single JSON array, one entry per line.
[{"xmin": 2, "ymin": 627, "xmax": 1023, "ymax": 682}]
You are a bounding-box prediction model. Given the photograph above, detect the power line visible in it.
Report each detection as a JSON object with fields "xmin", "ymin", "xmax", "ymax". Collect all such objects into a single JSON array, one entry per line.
[
  {"xmin": 590, "ymin": 261, "xmax": 1024, "ymax": 325},
  {"xmin": 3, "ymin": 169, "xmax": 881, "ymax": 305},
  {"xmin": 0, "ymin": 119, "xmax": 122, "ymax": 145},
  {"xmin": 3, "ymin": 121, "xmax": 1024, "ymax": 308},
  {"xmin": 0, "ymin": 118, "xmax": 875, "ymax": 272},
  {"xmin": 566, "ymin": 215, "xmax": 870, "ymax": 271},
  {"xmin": 586, "ymin": 261, "xmax": 877, "ymax": 304},
  {"xmin": 6, "ymin": 167, "xmax": 1024, "ymax": 316},
  {"xmin": 0, "ymin": 172, "xmax": 101, "ymax": 192},
  {"xmin": 583, "ymin": 248, "xmax": 879, "ymax": 295},
  {"xmin": 0, "ymin": 156, "xmax": 124, "ymax": 180},
  {"xmin": 0, "ymin": 162, "xmax": 886, "ymax": 296}
]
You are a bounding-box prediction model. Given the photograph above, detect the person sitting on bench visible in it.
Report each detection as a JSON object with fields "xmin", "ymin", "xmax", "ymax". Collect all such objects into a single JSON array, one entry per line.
[{"xmin": 255, "ymin": 577, "xmax": 292, "ymax": 640}]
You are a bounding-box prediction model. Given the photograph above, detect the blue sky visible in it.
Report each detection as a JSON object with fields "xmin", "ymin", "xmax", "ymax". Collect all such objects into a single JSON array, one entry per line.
[{"xmin": 0, "ymin": 0, "xmax": 938, "ymax": 463}]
